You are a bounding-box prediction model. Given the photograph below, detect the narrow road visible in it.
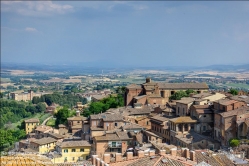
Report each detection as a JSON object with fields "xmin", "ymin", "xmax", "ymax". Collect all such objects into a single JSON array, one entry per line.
[{"xmin": 42, "ymin": 116, "xmax": 53, "ymax": 125}]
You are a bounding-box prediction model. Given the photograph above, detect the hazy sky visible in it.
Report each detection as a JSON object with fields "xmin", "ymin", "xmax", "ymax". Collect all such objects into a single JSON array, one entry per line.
[{"xmin": 1, "ymin": 1, "xmax": 249, "ymax": 67}]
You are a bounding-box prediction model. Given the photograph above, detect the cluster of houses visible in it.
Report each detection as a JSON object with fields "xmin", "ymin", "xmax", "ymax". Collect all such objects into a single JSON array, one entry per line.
[{"xmin": 17, "ymin": 78, "xmax": 249, "ymax": 165}]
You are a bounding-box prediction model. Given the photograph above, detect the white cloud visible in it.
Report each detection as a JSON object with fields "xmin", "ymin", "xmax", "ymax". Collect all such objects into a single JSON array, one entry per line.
[
  {"xmin": 25, "ymin": 27, "xmax": 38, "ymax": 32},
  {"xmin": 1, "ymin": 1, "xmax": 73, "ymax": 16}
]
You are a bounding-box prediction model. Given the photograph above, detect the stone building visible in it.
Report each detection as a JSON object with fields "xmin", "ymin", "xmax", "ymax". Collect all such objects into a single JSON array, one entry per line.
[
  {"xmin": 125, "ymin": 78, "xmax": 209, "ymax": 107},
  {"xmin": 29, "ymin": 137, "xmax": 57, "ymax": 154},
  {"xmin": 54, "ymin": 139, "xmax": 91, "ymax": 163},
  {"xmin": 67, "ymin": 111, "xmax": 86, "ymax": 134},
  {"xmin": 168, "ymin": 116, "xmax": 197, "ymax": 145},
  {"xmin": 190, "ymin": 105, "xmax": 213, "ymax": 135},
  {"xmin": 212, "ymin": 98, "xmax": 249, "ymax": 146},
  {"xmin": 24, "ymin": 118, "xmax": 40, "ymax": 134},
  {"xmin": 92, "ymin": 131, "xmax": 132, "ymax": 157},
  {"xmin": 89, "ymin": 112, "xmax": 124, "ymax": 140},
  {"xmin": 150, "ymin": 114, "xmax": 171, "ymax": 144}
]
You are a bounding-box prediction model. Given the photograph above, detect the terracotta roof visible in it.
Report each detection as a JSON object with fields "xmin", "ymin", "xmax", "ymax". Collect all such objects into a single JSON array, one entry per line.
[
  {"xmin": 192, "ymin": 93, "xmax": 213, "ymax": 98},
  {"xmin": 47, "ymin": 132, "xmax": 64, "ymax": 139},
  {"xmin": 126, "ymin": 84, "xmax": 142, "ymax": 89},
  {"xmin": 214, "ymin": 99, "xmax": 238, "ymax": 106},
  {"xmin": 169, "ymin": 117, "xmax": 197, "ymax": 124},
  {"xmin": 219, "ymin": 106, "xmax": 249, "ymax": 118},
  {"xmin": 31, "ymin": 137, "xmax": 57, "ymax": 145},
  {"xmin": 35, "ymin": 125, "xmax": 53, "ymax": 132},
  {"xmin": 94, "ymin": 131, "xmax": 131, "ymax": 141},
  {"xmin": 122, "ymin": 123, "xmax": 145, "ymax": 130},
  {"xmin": 144, "ymin": 130, "xmax": 163, "ymax": 138},
  {"xmin": 230, "ymin": 95, "xmax": 249, "ymax": 104},
  {"xmin": 176, "ymin": 98, "xmax": 195, "ymax": 104},
  {"xmin": 90, "ymin": 113, "xmax": 123, "ymax": 121},
  {"xmin": 60, "ymin": 140, "xmax": 91, "ymax": 148},
  {"xmin": 1, "ymin": 155, "xmax": 53, "ymax": 166},
  {"xmin": 24, "ymin": 118, "xmax": 39, "ymax": 123},
  {"xmin": 150, "ymin": 115, "xmax": 169, "ymax": 123},
  {"xmin": 158, "ymin": 83, "xmax": 209, "ymax": 90}
]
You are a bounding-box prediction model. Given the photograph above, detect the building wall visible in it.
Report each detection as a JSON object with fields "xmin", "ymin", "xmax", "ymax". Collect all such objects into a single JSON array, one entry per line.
[
  {"xmin": 226, "ymin": 102, "xmax": 245, "ymax": 111},
  {"xmin": 213, "ymin": 101, "xmax": 245, "ymax": 112},
  {"xmin": 147, "ymin": 97, "xmax": 165, "ymax": 105},
  {"xmin": 25, "ymin": 122, "xmax": 39, "ymax": 134},
  {"xmin": 54, "ymin": 146, "xmax": 91, "ymax": 163},
  {"xmin": 151, "ymin": 122, "xmax": 170, "ymax": 143},
  {"xmin": 176, "ymin": 103, "xmax": 193, "ymax": 116},
  {"xmin": 103, "ymin": 121, "xmax": 124, "ymax": 130},
  {"xmin": 136, "ymin": 97, "xmax": 147, "ymax": 105},
  {"xmin": 125, "ymin": 88, "xmax": 143, "ymax": 106},
  {"xmin": 136, "ymin": 118, "xmax": 151, "ymax": 130},
  {"xmin": 29, "ymin": 142, "xmax": 56, "ymax": 154}
]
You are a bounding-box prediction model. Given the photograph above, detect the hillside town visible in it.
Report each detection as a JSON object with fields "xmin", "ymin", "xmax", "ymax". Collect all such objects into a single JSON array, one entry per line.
[{"xmin": 2, "ymin": 78, "xmax": 249, "ymax": 166}]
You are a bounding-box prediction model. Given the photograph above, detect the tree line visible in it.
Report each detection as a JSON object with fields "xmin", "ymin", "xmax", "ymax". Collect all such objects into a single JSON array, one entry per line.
[
  {"xmin": 169, "ymin": 89, "xmax": 197, "ymax": 100},
  {"xmin": 32, "ymin": 93, "xmax": 87, "ymax": 107},
  {"xmin": 83, "ymin": 94, "xmax": 124, "ymax": 117},
  {"xmin": 0, "ymin": 99, "xmax": 46, "ymax": 128}
]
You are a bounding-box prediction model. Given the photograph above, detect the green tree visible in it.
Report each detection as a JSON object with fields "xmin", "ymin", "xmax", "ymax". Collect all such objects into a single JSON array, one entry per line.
[
  {"xmin": 0, "ymin": 92, "xmax": 3, "ymax": 98},
  {"xmin": 185, "ymin": 89, "xmax": 197, "ymax": 95},
  {"xmin": 36, "ymin": 102, "xmax": 46, "ymax": 113},
  {"xmin": 32, "ymin": 96, "xmax": 40, "ymax": 104},
  {"xmin": 169, "ymin": 91, "xmax": 188, "ymax": 100},
  {"xmin": 229, "ymin": 138, "xmax": 240, "ymax": 147},
  {"xmin": 229, "ymin": 89, "xmax": 238, "ymax": 96},
  {"xmin": 54, "ymin": 106, "xmax": 70, "ymax": 126},
  {"xmin": 89, "ymin": 102, "xmax": 106, "ymax": 114},
  {"xmin": 18, "ymin": 85, "xmax": 24, "ymax": 90}
]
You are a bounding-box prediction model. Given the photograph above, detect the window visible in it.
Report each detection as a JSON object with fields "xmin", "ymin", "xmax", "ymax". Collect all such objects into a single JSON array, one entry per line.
[
  {"xmin": 80, "ymin": 148, "xmax": 84, "ymax": 152},
  {"xmin": 78, "ymin": 121, "xmax": 80, "ymax": 123},
  {"xmin": 72, "ymin": 157, "xmax": 75, "ymax": 161},
  {"xmin": 115, "ymin": 123, "xmax": 118, "ymax": 127},
  {"xmin": 64, "ymin": 149, "xmax": 68, "ymax": 153},
  {"xmin": 72, "ymin": 149, "xmax": 76, "ymax": 152},
  {"xmin": 203, "ymin": 126, "xmax": 206, "ymax": 131},
  {"xmin": 203, "ymin": 115, "xmax": 206, "ymax": 117},
  {"xmin": 64, "ymin": 157, "xmax": 67, "ymax": 161}
]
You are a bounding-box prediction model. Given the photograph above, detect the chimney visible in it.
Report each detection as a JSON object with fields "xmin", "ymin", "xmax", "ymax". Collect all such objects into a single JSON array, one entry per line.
[
  {"xmin": 103, "ymin": 154, "xmax": 110, "ymax": 163},
  {"xmin": 170, "ymin": 148, "xmax": 177, "ymax": 156},
  {"xmin": 138, "ymin": 151, "xmax": 144, "ymax": 158},
  {"xmin": 127, "ymin": 152, "xmax": 133, "ymax": 160},
  {"xmin": 190, "ymin": 151, "xmax": 196, "ymax": 161},
  {"xmin": 115, "ymin": 153, "xmax": 122, "ymax": 162},
  {"xmin": 159, "ymin": 150, "xmax": 166, "ymax": 155},
  {"xmin": 96, "ymin": 158, "xmax": 101, "ymax": 166},
  {"xmin": 76, "ymin": 110, "xmax": 80, "ymax": 117},
  {"xmin": 149, "ymin": 150, "xmax": 155, "ymax": 156},
  {"xmin": 92, "ymin": 155, "xmax": 98, "ymax": 165}
]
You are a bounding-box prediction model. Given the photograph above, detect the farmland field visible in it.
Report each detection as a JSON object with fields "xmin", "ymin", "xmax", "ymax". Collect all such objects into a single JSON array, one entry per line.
[{"xmin": 225, "ymin": 83, "xmax": 249, "ymax": 90}]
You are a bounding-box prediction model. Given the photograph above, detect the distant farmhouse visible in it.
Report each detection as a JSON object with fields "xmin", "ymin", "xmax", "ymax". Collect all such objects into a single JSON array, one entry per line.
[
  {"xmin": 125, "ymin": 78, "xmax": 209, "ymax": 106},
  {"xmin": 10, "ymin": 90, "xmax": 51, "ymax": 101}
]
